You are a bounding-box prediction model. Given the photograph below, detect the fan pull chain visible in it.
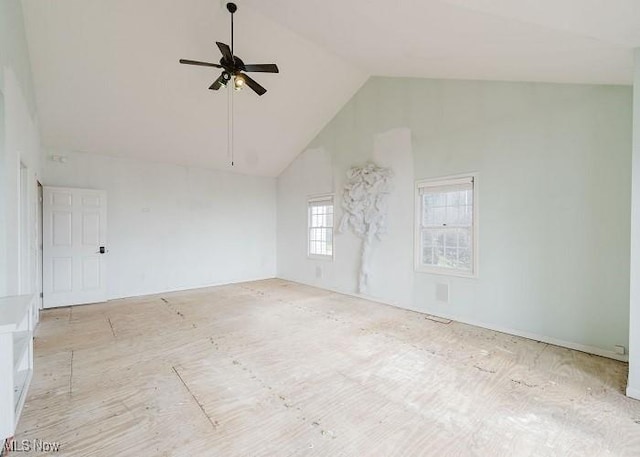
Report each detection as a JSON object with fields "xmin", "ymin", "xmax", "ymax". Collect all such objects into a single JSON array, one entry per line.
[
  {"xmin": 231, "ymin": 84, "xmax": 235, "ymax": 166},
  {"xmin": 227, "ymin": 77, "xmax": 235, "ymax": 166}
]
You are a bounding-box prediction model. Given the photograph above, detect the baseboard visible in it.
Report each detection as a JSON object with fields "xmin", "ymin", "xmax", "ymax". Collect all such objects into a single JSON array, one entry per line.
[
  {"xmin": 105, "ymin": 275, "xmax": 277, "ymax": 302},
  {"xmin": 42, "ymin": 276, "xmax": 278, "ymax": 308},
  {"xmin": 429, "ymin": 311, "xmax": 629, "ymax": 362},
  {"xmin": 278, "ymin": 276, "xmax": 628, "ymax": 362},
  {"xmin": 627, "ymin": 386, "xmax": 640, "ymax": 400}
]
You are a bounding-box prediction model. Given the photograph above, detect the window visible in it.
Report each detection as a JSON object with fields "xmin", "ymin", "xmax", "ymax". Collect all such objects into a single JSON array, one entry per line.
[
  {"xmin": 308, "ymin": 196, "xmax": 334, "ymax": 258},
  {"xmin": 416, "ymin": 176, "xmax": 476, "ymax": 276}
]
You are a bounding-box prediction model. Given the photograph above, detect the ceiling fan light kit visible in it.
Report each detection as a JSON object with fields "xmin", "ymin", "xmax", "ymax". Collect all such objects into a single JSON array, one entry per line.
[{"xmin": 234, "ymin": 74, "xmax": 245, "ymax": 90}]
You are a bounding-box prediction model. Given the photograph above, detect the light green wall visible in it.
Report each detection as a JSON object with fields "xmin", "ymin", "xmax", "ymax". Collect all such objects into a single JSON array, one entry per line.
[
  {"xmin": 628, "ymin": 49, "xmax": 640, "ymax": 398},
  {"xmin": 278, "ymin": 76, "xmax": 632, "ymax": 357}
]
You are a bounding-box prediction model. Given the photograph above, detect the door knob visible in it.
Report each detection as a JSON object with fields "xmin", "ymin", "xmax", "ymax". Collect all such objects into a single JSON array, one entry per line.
[{"xmin": 98, "ymin": 246, "xmax": 108, "ymax": 254}]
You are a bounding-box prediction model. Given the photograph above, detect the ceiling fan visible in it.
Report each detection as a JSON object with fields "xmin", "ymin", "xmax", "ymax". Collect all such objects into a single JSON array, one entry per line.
[{"xmin": 179, "ymin": 2, "xmax": 279, "ymax": 96}]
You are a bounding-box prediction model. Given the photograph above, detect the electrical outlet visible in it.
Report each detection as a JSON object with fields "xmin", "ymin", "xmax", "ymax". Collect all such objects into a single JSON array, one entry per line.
[{"xmin": 614, "ymin": 345, "xmax": 626, "ymax": 355}]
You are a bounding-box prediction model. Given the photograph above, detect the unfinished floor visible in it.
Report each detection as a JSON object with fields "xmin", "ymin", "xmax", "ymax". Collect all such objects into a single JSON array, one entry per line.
[{"xmin": 14, "ymin": 279, "xmax": 640, "ymax": 456}]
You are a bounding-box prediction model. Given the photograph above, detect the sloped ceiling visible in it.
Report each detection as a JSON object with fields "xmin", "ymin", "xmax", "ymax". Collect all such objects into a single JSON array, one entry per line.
[
  {"xmin": 22, "ymin": 0, "xmax": 640, "ymax": 177},
  {"xmin": 247, "ymin": 0, "xmax": 640, "ymax": 84},
  {"xmin": 21, "ymin": 0, "xmax": 367, "ymax": 177}
]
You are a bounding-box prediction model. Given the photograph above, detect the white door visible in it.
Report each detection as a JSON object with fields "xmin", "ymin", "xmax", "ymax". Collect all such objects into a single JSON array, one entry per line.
[{"xmin": 43, "ymin": 187, "xmax": 107, "ymax": 308}]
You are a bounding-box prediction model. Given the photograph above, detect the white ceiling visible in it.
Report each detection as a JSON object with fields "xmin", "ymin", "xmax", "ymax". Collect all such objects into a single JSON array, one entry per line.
[
  {"xmin": 21, "ymin": 0, "xmax": 367, "ymax": 177},
  {"xmin": 22, "ymin": 0, "xmax": 640, "ymax": 177},
  {"xmin": 247, "ymin": 0, "xmax": 640, "ymax": 84}
]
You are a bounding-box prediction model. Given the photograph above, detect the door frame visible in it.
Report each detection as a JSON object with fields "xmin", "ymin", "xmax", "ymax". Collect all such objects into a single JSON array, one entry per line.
[{"xmin": 36, "ymin": 182, "xmax": 43, "ymax": 317}]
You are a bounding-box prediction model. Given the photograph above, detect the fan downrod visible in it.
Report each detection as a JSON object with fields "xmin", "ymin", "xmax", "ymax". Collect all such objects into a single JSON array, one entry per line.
[{"xmin": 226, "ymin": 2, "xmax": 237, "ymax": 14}]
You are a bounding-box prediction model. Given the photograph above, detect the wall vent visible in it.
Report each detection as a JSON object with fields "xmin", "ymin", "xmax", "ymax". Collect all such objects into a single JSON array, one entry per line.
[{"xmin": 435, "ymin": 282, "xmax": 449, "ymax": 303}]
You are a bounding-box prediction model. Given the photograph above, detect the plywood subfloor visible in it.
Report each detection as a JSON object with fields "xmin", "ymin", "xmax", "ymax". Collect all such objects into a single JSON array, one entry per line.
[{"xmin": 14, "ymin": 279, "xmax": 640, "ymax": 456}]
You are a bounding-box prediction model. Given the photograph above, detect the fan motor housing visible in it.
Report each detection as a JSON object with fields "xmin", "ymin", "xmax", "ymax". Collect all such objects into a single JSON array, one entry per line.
[{"xmin": 220, "ymin": 56, "xmax": 245, "ymax": 72}]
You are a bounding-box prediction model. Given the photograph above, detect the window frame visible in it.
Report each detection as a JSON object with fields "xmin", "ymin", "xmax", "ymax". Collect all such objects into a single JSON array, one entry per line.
[
  {"xmin": 307, "ymin": 194, "xmax": 335, "ymax": 261},
  {"xmin": 414, "ymin": 173, "xmax": 478, "ymax": 278}
]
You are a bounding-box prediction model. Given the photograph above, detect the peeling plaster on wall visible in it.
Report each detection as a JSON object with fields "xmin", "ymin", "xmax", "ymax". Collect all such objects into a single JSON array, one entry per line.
[{"xmin": 339, "ymin": 162, "xmax": 392, "ymax": 293}]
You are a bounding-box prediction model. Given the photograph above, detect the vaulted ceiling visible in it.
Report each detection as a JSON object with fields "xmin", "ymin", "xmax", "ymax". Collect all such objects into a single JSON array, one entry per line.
[
  {"xmin": 22, "ymin": 0, "xmax": 640, "ymax": 177},
  {"xmin": 21, "ymin": 0, "xmax": 367, "ymax": 177},
  {"xmin": 247, "ymin": 0, "xmax": 640, "ymax": 85}
]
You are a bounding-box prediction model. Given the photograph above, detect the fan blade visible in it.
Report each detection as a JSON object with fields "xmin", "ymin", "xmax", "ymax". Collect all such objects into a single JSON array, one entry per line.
[
  {"xmin": 209, "ymin": 74, "xmax": 227, "ymax": 90},
  {"xmin": 216, "ymin": 42, "xmax": 234, "ymax": 63},
  {"xmin": 179, "ymin": 59, "xmax": 222, "ymax": 68},
  {"xmin": 243, "ymin": 64, "xmax": 279, "ymax": 73},
  {"xmin": 239, "ymin": 73, "xmax": 267, "ymax": 96}
]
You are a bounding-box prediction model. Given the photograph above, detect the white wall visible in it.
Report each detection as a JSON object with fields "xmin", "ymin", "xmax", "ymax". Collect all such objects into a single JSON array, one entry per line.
[
  {"xmin": 628, "ymin": 49, "xmax": 640, "ymax": 399},
  {"xmin": 278, "ymin": 77, "xmax": 632, "ymax": 360},
  {"xmin": 43, "ymin": 151, "xmax": 276, "ymax": 300},
  {"xmin": 0, "ymin": 0, "xmax": 43, "ymax": 298}
]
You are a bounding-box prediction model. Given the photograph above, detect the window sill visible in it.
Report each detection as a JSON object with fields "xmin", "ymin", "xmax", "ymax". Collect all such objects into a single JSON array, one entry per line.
[
  {"xmin": 415, "ymin": 265, "xmax": 477, "ymax": 279},
  {"xmin": 307, "ymin": 254, "xmax": 334, "ymax": 262}
]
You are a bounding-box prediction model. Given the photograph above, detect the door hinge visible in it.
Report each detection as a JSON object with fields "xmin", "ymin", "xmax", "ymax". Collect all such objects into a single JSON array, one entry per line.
[{"xmin": 40, "ymin": 292, "xmax": 44, "ymax": 298}]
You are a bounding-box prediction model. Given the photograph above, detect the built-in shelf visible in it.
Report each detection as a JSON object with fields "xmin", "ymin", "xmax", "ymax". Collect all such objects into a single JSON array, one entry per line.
[
  {"xmin": 13, "ymin": 331, "xmax": 31, "ymax": 371},
  {"xmin": 13, "ymin": 369, "xmax": 33, "ymax": 416},
  {"xmin": 0, "ymin": 295, "xmax": 35, "ymax": 442}
]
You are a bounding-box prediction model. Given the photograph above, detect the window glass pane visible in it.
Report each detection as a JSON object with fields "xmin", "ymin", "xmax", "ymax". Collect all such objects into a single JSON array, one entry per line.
[
  {"xmin": 435, "ymin": 241, "xmax": 445, "ymax": 263},
  {"xmin": 446, "ymin": 191, "xmax": 460, "ymax": 207},
  {"xmin": 446, "ymin": 205, "xmax": 459, "ymax": 225},
  {"xmin": 445, "ymin": 231, "xmax": 457, "ymax": 248},
  {"xmin": 459, "ymin": 205, "xmax": 472, "ymax": 226},
  {"xmin": 458, "ymin": 247, "xmax": 472, "ymax": 270},
  {"xmin": 445, "ymin": 248, "xmax": 457, "ymax": 265},
  {"xmin": 308, "ymin": 199, "xmax": 334, "ymax": 256},
  {"xmin": 458, "ymin": 229, "xmax": 470, "ymax": 248},
  {"xmin": 422, "ymin": 205, "xmax": 430, "ymax": 226},
  {"xmin": 432, "ymin": 193, "xmax": 447, "ymax": 207},
  {"xmin": 428, "ymin": 207, "xmax": 447, "ymax": 226},
  {"xmin": 421, "ymin": 230, "xmax": 432, "ymax": 247},
  {"xmin": 420, "ymin": 229, "xmax": 473, "ymax": 271},
  {"xmin": 422, "ymin": 247, "xmax": 434, "ymax": 265},
  {"xmin": 419, "ymin": 179, "xmax": 474, "ymax": 273}
]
